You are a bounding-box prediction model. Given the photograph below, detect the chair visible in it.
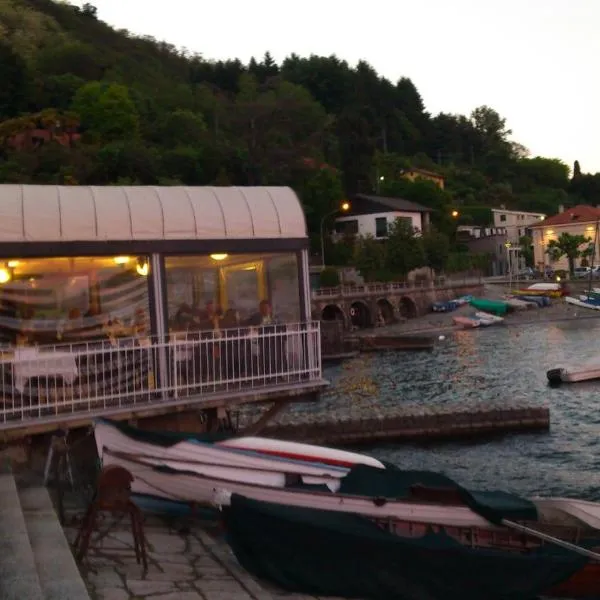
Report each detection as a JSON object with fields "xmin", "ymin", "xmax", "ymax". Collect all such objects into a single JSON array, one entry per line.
[{"xmin": 73, "ymin": 464, "xmax": 147, "ymax": 571}]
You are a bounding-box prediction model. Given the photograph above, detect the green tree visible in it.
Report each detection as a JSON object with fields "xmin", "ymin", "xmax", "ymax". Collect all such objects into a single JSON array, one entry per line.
[
  {"xmin": 319, "ymin": 267, "xmax": 340, "ymax": 287},
  {"xmin": 0, "ymin": 42, "xmax": 28, "ymax": 119},
  {"xmin": 354, "ymin": 235, "xmax": 386, "ymax": 282},
  {"xmin": 155, "ymin": 109, "xmax": 207, "ymax": 148},
  {"xmin": 72, "ymin": 81, "xmax": 139, "ymax": 142},
  {"xmin": 546, "ymin": 233, "xmax": 591, "ymax": 275},
  {"xmin": 518, "ymin": 235, "xmax": 534, "ymax": 267},
  {"xmin": 421, "ymin": 228, "xmax": 450, "ymax": 272},
  {"xmin": 385, "ymin": 218, "xmax": 426, "ymax": 276}
]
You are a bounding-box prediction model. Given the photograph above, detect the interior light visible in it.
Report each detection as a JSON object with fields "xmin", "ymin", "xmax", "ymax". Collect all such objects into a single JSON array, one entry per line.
[
  {"xmin": 0, "ymin": 268, "xmax": 11, "ymax": 284},
  {"xmin": 210, "ymin": 254, "xmax": 228, "ymax": 261},
  {"xmin": 7, "ymin": 260, "xmax": 19, "ymax": 268},
  {"xmin": 136, "ymin": 257, "xmax": 149, "ymax": 276},
  {"xmin": 114, "ymin": 256, "xmax": 131, "ymax": 265}
]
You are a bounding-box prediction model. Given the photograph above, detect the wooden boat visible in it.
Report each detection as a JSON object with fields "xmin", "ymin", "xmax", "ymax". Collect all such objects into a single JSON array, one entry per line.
[
  {"xmin": 97, "ymin": 427, "xmax": 600, "ymax": 534},
  {"xmin": 452, "ymin": 316, "xmax": 480, "ymax": 328},
  {"xmin": 469, "ymin": 298, "xmax": 509, "ymax": 315},
  {"xmin": 221, "ymin": 494, "xmax": 595, "ymax": 600},
  {"xmin": 547, "ymin": 359, "xmax": 600, "ymax": 385},
  {"xmin": 358, "ymin": 335, "xmax": 435, "ymax": 352}
]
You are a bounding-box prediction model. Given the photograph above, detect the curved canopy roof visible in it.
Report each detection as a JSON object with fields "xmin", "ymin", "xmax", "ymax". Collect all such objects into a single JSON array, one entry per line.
[{"xmin": 0, "ymin": 185, "xmax": 307, "ymax": 243}]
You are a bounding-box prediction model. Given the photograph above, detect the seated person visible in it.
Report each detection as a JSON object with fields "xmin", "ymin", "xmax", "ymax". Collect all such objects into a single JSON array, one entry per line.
[{"xmin": 245, "ymin": 299, "xmax": 274, "ymax": 327}]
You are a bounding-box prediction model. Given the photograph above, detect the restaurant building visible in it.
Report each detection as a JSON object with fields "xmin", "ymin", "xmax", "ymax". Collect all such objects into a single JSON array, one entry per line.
[{"xmin": 0, "ymin": 185, "xmax": 324, "ymax": 434}]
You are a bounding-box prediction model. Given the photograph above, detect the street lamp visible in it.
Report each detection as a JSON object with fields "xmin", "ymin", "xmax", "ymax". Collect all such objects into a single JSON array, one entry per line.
[
  {"xmin": 451, "ymin": 210, "xmax": 459, "ymax": 218},
  {"xmin": 320, "ymin": 202, "xmax": 351, "ymax": 266}
]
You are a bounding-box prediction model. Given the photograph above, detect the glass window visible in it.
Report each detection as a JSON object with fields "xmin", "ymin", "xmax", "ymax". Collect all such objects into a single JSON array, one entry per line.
[
  {"xmin": 375, "ymin": 217, "xmax": 388, "ymax": 238},
  {"xmin": 0, "ymin": 256, "xmax": 151, "ymax": 347},
  {"xmin": 334, "ymin": 219, "xmax": 358, "ymax": 235},
  {"xmin": 499, "ymin": 214, "xmax": 507, "ymax": 222},
  {"xmin": 165, "ymin": 253, "xmax": 301, "ymax": 332}
]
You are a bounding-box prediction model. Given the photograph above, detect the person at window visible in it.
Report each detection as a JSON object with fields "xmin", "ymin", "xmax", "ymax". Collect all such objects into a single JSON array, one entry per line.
[{"xmin": 246, "ymin": 299, "xmax": 273, "ymax": 327}]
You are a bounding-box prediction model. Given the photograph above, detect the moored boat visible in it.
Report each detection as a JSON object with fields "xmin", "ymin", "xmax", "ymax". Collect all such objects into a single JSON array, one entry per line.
[
  {"xmin": 220, "ymin": 494, "xmax": 595, "ymax": 600},
  {"xmin": 474, "ymin": 311, "xmax": 504, "ymax": 325},
  {"xmin": 513, "ymin": 283, "xmax": 566, "ymax": 298},
  {"xmin": 469, "ymin": 298, "xmax": 509, "ymax": 315},
  {"xmin": 453, "ymin": 316, "xmax": 480, "ymax": 328},
  {"xmin": 565, "ymin": 296, "xmax": 600, "ymax": 311},
  {"xmin": 547, "ymin": 360, "xmax": 600, "ymax": 385}
]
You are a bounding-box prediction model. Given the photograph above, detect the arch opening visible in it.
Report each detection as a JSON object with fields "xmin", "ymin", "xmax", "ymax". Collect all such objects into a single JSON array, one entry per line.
[
  {"xmin": 398, "ymin": 296, "xmax": 418, "ymax": 319},
  {"xmin": 321, "ymin": 304, "xmax": 345, "ymax": 322},
  {"xmin": 376, "ymin": 298, "xmax": 395, "ymax": 325},
  {"xmin": 350, "ymin": 301, "xmax": 371, "ymax": 329}
]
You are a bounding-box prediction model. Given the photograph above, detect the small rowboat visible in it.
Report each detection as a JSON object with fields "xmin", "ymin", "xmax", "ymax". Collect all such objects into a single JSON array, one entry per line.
[{"xmin": 453, "ymin": 316, "xmax": 480, "ymax": 328}]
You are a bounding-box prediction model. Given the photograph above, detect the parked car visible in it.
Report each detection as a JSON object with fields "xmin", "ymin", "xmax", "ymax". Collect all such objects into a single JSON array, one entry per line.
[{"xmin": 574, "ymin": 266, "xmax": 592, "ymax": 279}]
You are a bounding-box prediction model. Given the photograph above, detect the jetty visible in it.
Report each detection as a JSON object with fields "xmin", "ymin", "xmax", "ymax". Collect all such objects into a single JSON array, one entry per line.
[{"xmin": 256, "ymin": 406, "xmax": 550, "ymax": 446}]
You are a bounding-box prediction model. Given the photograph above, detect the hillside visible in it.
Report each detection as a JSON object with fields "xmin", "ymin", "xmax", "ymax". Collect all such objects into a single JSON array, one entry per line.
[{"xmin": 1, "ymin": 0, "xmax": 600, "ymax": 246}]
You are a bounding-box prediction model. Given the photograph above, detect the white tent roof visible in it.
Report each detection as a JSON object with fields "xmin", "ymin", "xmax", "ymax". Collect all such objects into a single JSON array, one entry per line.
[{"xmin": 0, "ymin": 185, "xmax": 307, "ymax": 242}]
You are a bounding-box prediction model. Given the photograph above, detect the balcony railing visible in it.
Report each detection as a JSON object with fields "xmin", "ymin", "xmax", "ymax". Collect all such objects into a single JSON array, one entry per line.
[
  {"xmin": 312, "ymin": 275, "xmax": 483, "ymax": 299},
  {"xmin": 0, "ymin": 321, "xmax": 322, "ymax": 428}
]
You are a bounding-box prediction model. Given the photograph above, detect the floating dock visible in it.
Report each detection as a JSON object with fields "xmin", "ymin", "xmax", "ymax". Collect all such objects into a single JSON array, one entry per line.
[{"xmin": 259, "ymin": 406, "xmax": 550, "ymax": 446}]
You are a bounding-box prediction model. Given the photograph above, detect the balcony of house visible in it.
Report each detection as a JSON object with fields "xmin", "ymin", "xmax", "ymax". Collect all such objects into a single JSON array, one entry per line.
[{"xmin": 0, "ymin": 185, "xmax": 324, "ymax": 434}]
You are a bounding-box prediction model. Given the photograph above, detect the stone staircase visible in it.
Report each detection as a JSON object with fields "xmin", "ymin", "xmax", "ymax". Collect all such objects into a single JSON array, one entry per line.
[{"xmin": 0, "ymin": 470, "xmax": 90, "ymax": 600}]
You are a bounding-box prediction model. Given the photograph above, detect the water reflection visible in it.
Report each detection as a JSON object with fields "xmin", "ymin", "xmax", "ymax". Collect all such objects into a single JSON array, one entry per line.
[{"xmin": 321, "ymin": 321, "xmax": 600, "ymax": 499}]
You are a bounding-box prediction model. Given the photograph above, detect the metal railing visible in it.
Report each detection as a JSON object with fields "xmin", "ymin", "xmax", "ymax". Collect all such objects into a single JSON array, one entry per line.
[
  {"xmin": 312, "ymin": 276, "xmax": 484, "ymax": 300},
  {"xmin": 0, "ymin": 321, "xmax": 322, "ymax": 427}
]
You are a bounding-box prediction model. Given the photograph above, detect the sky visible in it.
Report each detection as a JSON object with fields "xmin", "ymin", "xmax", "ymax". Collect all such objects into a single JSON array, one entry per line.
[{"xmin": 71, "ymin": 0, "xmax": 600, "ymax": 174}]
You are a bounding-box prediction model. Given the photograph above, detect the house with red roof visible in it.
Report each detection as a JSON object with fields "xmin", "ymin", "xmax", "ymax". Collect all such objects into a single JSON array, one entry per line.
[{"xmin": 530, "ymin": 205, "xmax": 600, "ymax": 272}]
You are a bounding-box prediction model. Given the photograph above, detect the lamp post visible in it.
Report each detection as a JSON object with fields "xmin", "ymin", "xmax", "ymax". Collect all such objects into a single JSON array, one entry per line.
[{"xmin": 320, "ymin": 202, "xmax": 350, "ymax": 267}]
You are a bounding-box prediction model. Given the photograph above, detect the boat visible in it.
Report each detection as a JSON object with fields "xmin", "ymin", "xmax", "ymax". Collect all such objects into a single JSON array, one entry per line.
[
  {"xmin": 94, "ymin": 419, "xmax": 384, "ymax": 483},
  {"xmin": 431, "ymin": 295, "xmax": 473, "ymax": 313},
  {"xmin": 358, "ymin": 335, "xmax": 435, "ymax": 352},
  {"xmin": 513, "ymin": 283, "xmax": 566, "ymax": 298},
  {"xmin": 453, "ymin": 316, "xmax": 480, "ymax": 328},
  {"xmin": 519, "ymin": 295, "xmax": 550, "ymax": 307},
  {"xmin": 503, "ymin": 297, "xmax": 532, "ymax": 310},
  {"xmin": 96, "ymin": 424, "xmax": 600, "ymax": 534},
  {"xmin": 474, "ymin": 311, "xmax": 504, "ymax": 325},
  {"xmin": 220, "ymin": 494, "xmax": 593, "ymax": 600},
  {"xmin": 469, "ymin": 298, "xmax": 509, "ymax": 315},
  {"xmin": 565, "ymin": 296, "xmax": 600, "ymax": 311},
  {"xmin": 547, "ymin": 357, "xmax": 600, "ymax": 385}
]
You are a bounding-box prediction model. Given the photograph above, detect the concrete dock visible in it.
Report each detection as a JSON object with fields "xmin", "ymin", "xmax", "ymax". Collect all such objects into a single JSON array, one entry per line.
[{"xmin": 60, "ymin": 504, "xmax": 353, "ymax": 600}]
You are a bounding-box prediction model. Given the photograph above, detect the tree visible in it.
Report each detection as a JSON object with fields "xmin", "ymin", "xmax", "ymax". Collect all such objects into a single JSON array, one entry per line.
[
  {"xmin": 0, "ymin": 43, "xmax": 28, "ymax": 119},
  {"xmin": 421, "ymin": 228, "xmax": 450, "ymax": 272},
  {"xmin": 546, "ymin": 233, "xmax": 591, "ymax": 275},
  {"xmin": 72, "ymin": 82, "xmax": 140, "ymax": 142},
  {"xmin": 354, "ymin": 235, "xmax": 386, "ymax": 282},
  {"xmin": 518, "ymin": 235, "xmax": 534, "ymax": 267},
  {"xmin": 573, "ymin": 160, "xmax": 582, "ymax": 178},
  {"xmin": 385, "ymin": 218, "xmax": 426, "ymax": 276}
]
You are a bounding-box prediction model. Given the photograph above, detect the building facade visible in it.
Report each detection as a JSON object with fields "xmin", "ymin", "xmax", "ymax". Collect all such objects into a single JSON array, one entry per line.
[
  {"xmin": 334, "ymin": 194, "xmax": 432, "ymax": 239},
  {"xmin": 0, "ymin": 185, "xmax": 323, "ymax": 433},
  {"xmin": 456, "ymin": 226, "xmax": 509, "ymax": 275},
  {"xmin": 491, "ymin": 208, "xmax": 546, "ymax": 244},
  {"xmin": 530, "ymin": 205, "xmax": 600, "ymax": 272}
]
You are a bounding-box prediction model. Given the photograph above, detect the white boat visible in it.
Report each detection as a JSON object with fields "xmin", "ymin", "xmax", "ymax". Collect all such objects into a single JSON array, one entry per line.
[
  {"xmin": 216, "ymin": 436, "xmax": 384, "ymax": 469},
  {"xmin": 93, "ymin": 419, "xmax": 352, "ymax": 491},
  {"xmin": 95, "ymin": 420, "xmax": 600, "ymax": 532},
  {"xmin": 474, "ymin": 311, "xmax": 504, "ymax": 325},
  {"xmin": 503, "ymin": 297, "xmax": 531, "ymax": 310},
  {"xmin": 547, "ymin": 356, "xmax": 600, "ymax": 385},
  {"xmin": 565, "ymin": 296, "xmax": 600, "ymax": 311}
]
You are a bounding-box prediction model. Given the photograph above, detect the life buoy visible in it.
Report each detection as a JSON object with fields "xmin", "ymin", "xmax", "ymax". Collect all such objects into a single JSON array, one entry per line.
[{"xmin": 350, "ymin": 307, "xmax": 357, "ymax": 317}]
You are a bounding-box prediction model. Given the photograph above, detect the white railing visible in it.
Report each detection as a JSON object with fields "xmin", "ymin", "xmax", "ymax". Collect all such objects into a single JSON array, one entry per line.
[
  {"xmin": 312, "ymin": 276, "xmax": 484, "ymax": 299},
  {"xmin": 0, "ymin": 321, "xmax": 322, "ymax": 427}
]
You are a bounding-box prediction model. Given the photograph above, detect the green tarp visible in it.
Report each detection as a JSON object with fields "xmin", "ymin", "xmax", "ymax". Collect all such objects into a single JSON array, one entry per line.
[
  {"xmin": 338, "ymin": 463, "xmax": 538, "ymax": 525},
  {"xmin": 223, "ymin": 494, "xmax": 587, "ymax": 600}
]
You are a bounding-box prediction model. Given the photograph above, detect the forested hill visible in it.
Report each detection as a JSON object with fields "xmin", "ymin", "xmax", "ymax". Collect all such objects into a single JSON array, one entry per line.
[{"xmin": 2, "ymin": 0, "xmax": 600, "ymax": 239}]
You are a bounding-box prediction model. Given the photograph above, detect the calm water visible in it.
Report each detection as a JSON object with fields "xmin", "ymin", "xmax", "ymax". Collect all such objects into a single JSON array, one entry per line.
[{"xmin": 322, "ymin": 320, "xmax": 600, "ymax": 500}]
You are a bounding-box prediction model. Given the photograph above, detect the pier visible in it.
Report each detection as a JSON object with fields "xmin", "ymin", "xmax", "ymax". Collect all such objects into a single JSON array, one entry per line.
[{"xmin": 255, "ymin": 406, "xmax": 551, "ymax": 446}]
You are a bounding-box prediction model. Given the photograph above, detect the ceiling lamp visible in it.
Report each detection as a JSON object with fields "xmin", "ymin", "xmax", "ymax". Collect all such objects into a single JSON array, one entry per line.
[
  {"xmin": 136, "ymin": 257, "xmax": 149, "ymax": 276},
  {"xmin": 0, "ymin": 267, "xmax": 11, "ymax": 284},
  {"xmin": 114, "ymin": 256, "xmax": 131, "ymax": 265},
  {"xmin": 7, "ymin": 260, "xmax": 19, "ymax": 268},
  {"xmin": 210, "ymin": 253, "xmax": 228, "ymax": 261}
]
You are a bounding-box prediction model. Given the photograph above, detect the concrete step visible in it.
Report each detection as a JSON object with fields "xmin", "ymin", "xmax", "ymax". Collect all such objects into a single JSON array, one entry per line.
[
  {"xmin": 0, "ymin": 473, "xmax": 44, "ymax": 600},
  {"xmin": 19, "ymin": 485, "xmax": 91, "ymax": 600}
]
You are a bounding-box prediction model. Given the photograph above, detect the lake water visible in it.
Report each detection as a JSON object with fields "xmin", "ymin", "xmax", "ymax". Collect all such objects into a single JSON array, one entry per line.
[{"xmin": 322, "ymin": 319, "xmax": 600, "ymax": 500}]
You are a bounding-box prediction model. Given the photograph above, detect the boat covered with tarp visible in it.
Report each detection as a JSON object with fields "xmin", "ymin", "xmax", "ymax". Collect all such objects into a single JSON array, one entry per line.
[
  {"xmin": 469, "ymin": 297, "xmax": 509, "ymax": 315},
  {"xmin": 221, "ymin": 494, "xmax": 589, "ymax": 600}
]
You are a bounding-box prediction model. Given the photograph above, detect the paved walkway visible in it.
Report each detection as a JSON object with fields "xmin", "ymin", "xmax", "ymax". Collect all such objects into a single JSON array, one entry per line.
[{"xmin": 62, "ymin": 508, "xmax": 348, "ymax": 600}]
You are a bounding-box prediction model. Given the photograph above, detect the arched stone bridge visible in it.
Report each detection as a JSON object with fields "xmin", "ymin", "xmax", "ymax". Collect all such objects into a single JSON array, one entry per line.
[{"xmin": 311, "ymin": 276, "xmax": 484, "ymax": 329}]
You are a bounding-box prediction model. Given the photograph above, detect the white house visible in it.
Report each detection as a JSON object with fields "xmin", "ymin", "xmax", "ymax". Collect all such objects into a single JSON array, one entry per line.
[
  {"xmin": 334, "ymin": 194, "xmax": 432, "ymax": 239},
  {"xmin": 491, "ymin": 208, "xmax": 546, "ymax": 244}
]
